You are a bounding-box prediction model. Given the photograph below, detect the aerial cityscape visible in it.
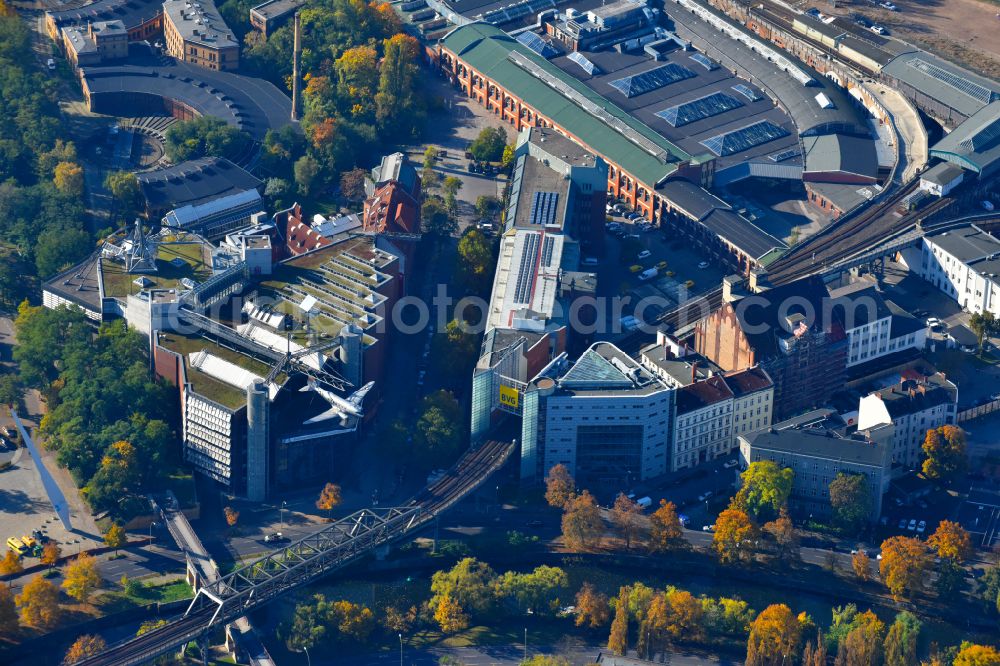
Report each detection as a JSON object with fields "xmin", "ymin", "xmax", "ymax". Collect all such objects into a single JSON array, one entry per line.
[{"xmin": 0, "ymin": 0, "xmax": 998, "ymax": 662}]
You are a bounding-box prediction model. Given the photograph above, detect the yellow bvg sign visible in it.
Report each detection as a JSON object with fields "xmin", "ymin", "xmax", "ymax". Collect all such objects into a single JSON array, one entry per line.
[{"xmin": 499, "ymin": 384, "xmax": 519, "ymax": 409}]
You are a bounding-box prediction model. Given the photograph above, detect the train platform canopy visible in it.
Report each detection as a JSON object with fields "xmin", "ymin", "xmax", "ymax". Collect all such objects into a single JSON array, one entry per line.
[
  {"xmin": 882, "ymin": 52, "xmax": 1000, "ymax": 121},
  {"xmin": 929, "ymin": 101, "xmax": 1000, "ymax": 177},
  {"xmin": 440, "ymin": 22, "xmax": 693, "ymax": 187}
]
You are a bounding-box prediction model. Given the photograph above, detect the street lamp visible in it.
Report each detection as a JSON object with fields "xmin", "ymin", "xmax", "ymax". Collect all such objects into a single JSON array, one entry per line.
[
  {"xmin": 148, "ymin": 521, "xmax": 158, "ymax": 541},
  {"xmin": 398, "ymin": 633, "xmax": 403, "ymax": 666},
  {"xmin": 280, "ymin": 501, "xmax": 287, "ymax": 529},
  {"xmin": 301, "ymin": 646, "xmax": 311, "ymax": 666},
  {"xmin": 523, "ymin": 627, "xmax": 527, "ymax": 663}
]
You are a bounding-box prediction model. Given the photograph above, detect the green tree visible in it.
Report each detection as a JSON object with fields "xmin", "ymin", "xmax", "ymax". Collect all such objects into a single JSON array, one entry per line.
[
  {"xmin": 375, "ymin": 34, "xmax": 424, "ymax": 136},
  {"xmin": 164, "ymin": 116, "xmax": 249, "ymax": 162},
  {"xmin": 422, "ymin": 197, "xmax": 457, "ymax": 238},
  {"xmin": 921, "ymin": 425, "xmax": 967, "ymax": 482},
  {"xmin": 415, "ymin": 390, "xmax": 463, "ymax": 466},
  {"xmin": 883, "ymin": 611, "xmax": 922, "ymax": 666},
  {"xmin": 456, "ymin": 229, "xmax": 494, "ymax": 295},
  {"xmin": 735, "ymin": 461, "xmax": 793, "ymax": 521},
  {"xmin": 283, "ymin": 596, "xmax": 326, "ymax": 652},
  {"xmin": 828, "ymin": 473, "xmax": 872, "ymax": 534},
  {"xmin": 468, "ymin": 127, "xmax": 507, "ymax": 162},
  {"xmin": 495, "ymin": 565, "xmax": 568, "ymax": 615},
  {"xmin": 977, "ymin": 564, "xmax": 1000, "ymax": 615},
  {"xmin": 430, "ymin": 558, "xmax": 496, "ymax": 616},
  {"xmin": 701, "ymin": 597, "xmax": 754, "ymax": 637},
  {"xmin": 34, "ymin": 224, "xmax": 92, "ymax": 278},
  {"xmin": 969, "ymin": 311, "xmax": 998, "ymax": 356},
  {"xmin": 104, "ymin": 170, "xmax": 141, "ymax": 218},
  {"xmin": 294, "ymin": 154, "xmax": 321, "ymax": 196},
  {"xmin": 0, "ymin": 373, "xmax": 21, "ymax": 408},
  {"xmin": 441, "ymin": 176, "xmax": 463, "ymax": 216},
  {"xmin": 474, "ymin": 195, "xmax": 500, "ymax": 221}
]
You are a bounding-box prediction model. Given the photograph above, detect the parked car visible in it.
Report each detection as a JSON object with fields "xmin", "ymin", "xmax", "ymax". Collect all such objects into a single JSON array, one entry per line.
[
  {"xmin": 723, "ymin": 459, "xmax": 739, "ymax": 469},
  {"xmin": 637, "ymin": 250, "xmax": 652, "ymax": 260},
  {"xmin": 656, "ymin": 260, "xmax": 668, "ymax": 270},
  {"xmin": 698, "ymin": 261, "xmax": 710, "ymax": 269},
  {"xmin": 907, "ymin": 519, "xmax": 917, "ymax": 531},
  {"xmin": 629, "ymin": 264, "xmax": 644, "ymax": 273},
  {"xmin": 263, "ymin": 532, "xmax": 288, "ymax": 543},
  {"xmin": 870, "ymin": 24, "xmax": 887, "ymax": 34},
  {"xmin": 702, "ymin": 524, "xmax": 715, "ymax": 532},
  {"xmin": 697, "ymin": 491, "xmax": 713, "ymax": 502},
  {"xmin": 898, "ymin": 519, "xmax": 907, "ymax": 529},
  {"xmin": 47, "ymin": 58, "xmax": 56, "ymax": 70},
  {"xmin": 879, "ymin": 1, "xmax": 897, "ymax": 10},
  {"xmin": 916, "ymin": 520, "xmax": 927, "ymax": 534},
  {"xmin": 582, "ymin": 257, "xmax": 599, "ymax": 267}
]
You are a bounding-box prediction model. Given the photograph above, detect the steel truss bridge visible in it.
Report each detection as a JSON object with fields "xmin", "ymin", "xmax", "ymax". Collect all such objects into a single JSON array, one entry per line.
[{"xmin": 76, "ymin": 438, "xmax": 516, "ymax": 666}]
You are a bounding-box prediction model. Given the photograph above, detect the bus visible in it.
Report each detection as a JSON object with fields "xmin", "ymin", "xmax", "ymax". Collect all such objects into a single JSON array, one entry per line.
[{"xmin": 6, "ymin": 537, "xmax": 27, "ymax": 556}]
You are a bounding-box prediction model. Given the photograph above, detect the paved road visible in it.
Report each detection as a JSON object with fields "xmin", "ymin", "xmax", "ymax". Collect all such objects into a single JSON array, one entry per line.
[{"xmin": 318, "ymin": 643, "xmax": 731, "ymax": 666}]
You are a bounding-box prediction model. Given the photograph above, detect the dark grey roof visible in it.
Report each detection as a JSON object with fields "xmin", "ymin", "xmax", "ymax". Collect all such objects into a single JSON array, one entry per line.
[
  {"xmin": 139, "ymin": 157, "xmax": 262, "ymax": 211},
  {"xmin": 666, "ymin": 0, "xmax": 869, "ymax": 137},
  {"xmin": 948, "ymin": 324, "xmax": 978, "ymax": 347},
  {"xmin": 873, "ymin": 379, "xmax": 954, "ymax": 419},
  {"xmin": 837, "ymin": 34, "xmax": 895, "ymax": 68},
  {"xmin": 802, "ymin": 134, "xmax": 878, "ymax": 178},
  {"xmin": 885, "ymin": 301, "xmax": 925, "ymax": 339},
  {"xmin": 162, "ymin": 0, "xmax": 238, "ymax": 50},
  {"xmin": 702, "ymin": 209, "xmax": 784, "ymax": 261},
  {"xmin": 806, "ymin": 181, "xmax": 877, "ymax": 214},
  {"xmin": 925, "ymin": 225, "xmax": 1000, "ymax": 262},
  {"xmin": 745, "ymin": 426, "xmax": 886, "ymax": 466},
  {"xmin": 920, "ymin": 161, "xmax": 966, "ymax": 186},
  {"xmin": 793, "ymin": 13, "xmax": 846, "ymax": 41},
  {"xmin": 676, "ymin": 375, "xmax": 733, "ymax": 414},
  {"xmin": 659, "ymin": 179, "xmax": 730, "ymax": 221},
  {"xmin": 80, "ymin": 59, "xmax": 293, "ymax": 141},
  {"xmin": 826, "ymin": 283, "xmax": 891, "ymax": 328},
  {"xmin": 883, "ymin": 51, "xmax": 1000, "ymax": 119},
  {"xmin": 42, "ymin": 257, "xmax": 103, "ymax": 314},
  {"xmin": 46, "ymin": 0, "xmax": 161, "ymax": 31},
  {"xmin": 929, "ymin": 101, "xmax": 1000, "ymax": 175}
]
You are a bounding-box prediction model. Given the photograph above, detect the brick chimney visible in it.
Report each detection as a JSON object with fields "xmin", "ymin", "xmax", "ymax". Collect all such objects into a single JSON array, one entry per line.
[{"xmin": 690, "ymin": 360, "xmax": 699, "ymax": 384}]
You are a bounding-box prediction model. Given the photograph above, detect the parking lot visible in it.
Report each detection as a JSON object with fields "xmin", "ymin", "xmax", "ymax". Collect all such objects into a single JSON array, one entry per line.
[{"xmin": 957, "ymin": 489, "xmax": 1000, "ymax": 553}]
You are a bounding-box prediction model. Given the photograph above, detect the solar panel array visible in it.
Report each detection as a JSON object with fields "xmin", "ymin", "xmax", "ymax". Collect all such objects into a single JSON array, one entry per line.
[
  {"xmin": 609, "ymin": 63, "xmax": 696, "ymax": 98},
  {"xmin": 513, "ymin": 233, "xmax": 540, "ymax": 304},
  {"xmin": 541, "ymin": 236, "xmax": 556, "ymax": 267},
  {"xmin": 656, "ymin": 91, "xmax": 743, "ymax": 127},
  {"xmin": 768, "ymin": 148, "xmax": 801, "ymax": 162},
  {"xmin": 516, "ymin": 31, "xmax": 561, "ymax": 59},
  {"xmin": 567, "ymin": 51, "xmax": 601, "ymax": 75},
  {"xmin": 689, "ymin": 53, "xmax": 718, "ymax": 71},
  {"xmin": 908, "ymin": 57, "xmax": 994, "ymax": 105},
  {"xmin": 529, "ymin": 191, "xmax": 560, "ymax": 226},
  {"xmin": 700, "ymin": 120, "xmax": 790, "ymax": 156},
  {"xmin": 732, "ymin": 83, "xmax": 761, "ymax": 102}
]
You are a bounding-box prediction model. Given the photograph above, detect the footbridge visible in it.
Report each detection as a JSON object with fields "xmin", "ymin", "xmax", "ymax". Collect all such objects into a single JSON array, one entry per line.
[{"xmin": 75, "ymin": 437, "xmax": 516, "ymax": 666}]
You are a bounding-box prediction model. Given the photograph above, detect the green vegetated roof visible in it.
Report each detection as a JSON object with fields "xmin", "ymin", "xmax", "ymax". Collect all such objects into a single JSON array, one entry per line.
[
  {"xmin": 158, "ymin": 331, "xmax": 283, "ymax": 410},
  {"xmin": 101, "ymin": 241, "xmax": 212, "ymax": 299},
  {"xmin": 442, "ymin": 23, "xmax": 692, "ymax": 187}
]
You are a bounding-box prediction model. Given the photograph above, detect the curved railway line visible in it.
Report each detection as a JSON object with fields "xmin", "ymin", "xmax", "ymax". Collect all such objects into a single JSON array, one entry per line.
[{"xmin": 75, "ymin": 438, "xmax": 516, "ymax": 666}]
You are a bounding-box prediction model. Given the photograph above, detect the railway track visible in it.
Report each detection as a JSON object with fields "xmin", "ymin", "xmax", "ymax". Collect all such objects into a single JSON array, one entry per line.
[{"xmin": 75, "ymin": 439, "xmax": 516, "ymax": 666}]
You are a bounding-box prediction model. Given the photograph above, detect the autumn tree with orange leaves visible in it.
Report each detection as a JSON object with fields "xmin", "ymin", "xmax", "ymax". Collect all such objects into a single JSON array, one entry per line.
[
  {"xmin": 879, "ymin": 536, "xmax": 931, "ymax": 600},
  {"xmin": 927, "ymin": 520, "xmax": 973, "ymax": 563}
]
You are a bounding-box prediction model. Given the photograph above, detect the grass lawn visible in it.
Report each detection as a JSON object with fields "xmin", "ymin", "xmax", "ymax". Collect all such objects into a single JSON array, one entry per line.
[{"xmin": 97, "ymin": 579, "xmax": 193, "ymax": 614}]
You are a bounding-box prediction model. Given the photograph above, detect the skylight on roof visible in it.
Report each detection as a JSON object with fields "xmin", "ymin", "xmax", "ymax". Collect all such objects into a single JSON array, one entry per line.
[
  {"xmin": 567, "ymin": 51, "xmax": 601, "ymax": 75},
  {"xmin": 609, "ymin": 63, "xmax": 696, "ymax": 98},
  {"xmin": 700, "ymin": 120, "xmax": 790, "ymax": 156},
  {"xmin": 656, "ymin": 91, "xmax": 743, "ymax": 127},
  {"xmin": 516, "ymin": 31, "xmax": 561, "ymax": 59}
]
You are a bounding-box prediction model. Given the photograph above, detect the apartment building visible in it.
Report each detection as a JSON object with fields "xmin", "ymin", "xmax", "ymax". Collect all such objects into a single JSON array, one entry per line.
[
  {"xmin": 62, "ymin": 20, "xmax": 129, "ymax": 68},
  {"xmin": 857, "ymin": 373, "xmax": 958, "ymax": 469},
  {"xmin": 163, "ymin": 0, "xmax": 240, "ymax": 71},
  {"xmin": 727, "ymin": 366, "xmax": 774, "ymax": 439},
  {"xmin": 739, "ymin": 409, "xmax": 894, "ymax": 521},
  {"xmin": 916, "ymin": 225, "xmax": 1000, "ymax": 317},
  {"xmin": 672, "ymin": 376, "xmax": 733, "ymax": 471}
]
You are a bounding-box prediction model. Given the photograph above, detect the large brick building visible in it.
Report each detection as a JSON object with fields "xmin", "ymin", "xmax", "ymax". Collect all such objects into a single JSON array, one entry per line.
[{"xmin": 694, "ymin": 275, "xmax": 848, "ymax": 420}]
